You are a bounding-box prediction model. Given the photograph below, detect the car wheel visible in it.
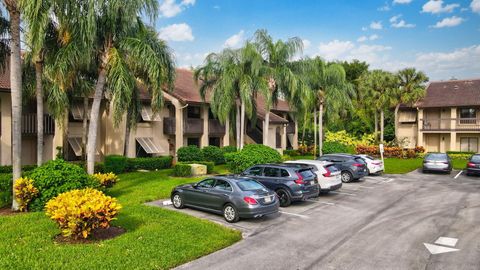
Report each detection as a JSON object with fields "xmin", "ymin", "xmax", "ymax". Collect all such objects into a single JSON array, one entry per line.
[
  {"xmin": 223, "ymin": 204, "xmax": 239, "ymax": 223},
  {"xmin": 341, "ymin": 171, "xmax": 353, "ymax": 183},
  {"xmin": 367, "ymin": 168, "xmax": 371, "ymax": 175},
  {"xmin": 276, "ymin": 189, "xmax": 292, "ymax": 207},
  {"xmin": 172, "ymin": 193, "xmax": 184, "ymax": 209}
]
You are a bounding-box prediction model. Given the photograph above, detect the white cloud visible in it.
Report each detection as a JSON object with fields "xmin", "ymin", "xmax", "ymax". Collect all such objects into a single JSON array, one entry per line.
[
  {"xmin": 422, "ymin": 0, "xmax": 460, "ymax": 14},
  {"xmin": 159, "ymin": 0, "xmax": 195, "ymax": 18},
  {"xmin": 361, "ymin": 26, "xmax": 368, "ymax": 31},
  {"xmin": 317, "ymin": 40, "xmax": 355, "ymax": 60},
  {"xmin": 378, "ymin": 2, "xmax": 391, "ymax": 11},
  {"xmin": 431, "ymin": 16, "xmax": 464, "ymax": 28},
  {"xmin": 316, "ymin": 40, "xmax": 391, "ymax": 68},
  {"xmin": 302, "ymin": 39, "xmax": 311, "ymax": 50},
  {"xmin": 224, "ymin": 30, "xmax": 245, "ymax": 48},
  {"xmin": 393, "ymin": 0, "xmax": 413, "ymax": 4},
  {"xmin": 158, "ymin": 23, "xmax": 194, "ymax": 41},
  {"xmin": 390, "ymin": 14, "xmax": 416, "ymax": 28},
  {"xmin": 472, "ymin": 0, "xmax": 480, "ymax": 13},
  {"xmin": 357, "ymin": 34, "xmax": 379, "ymax": 42},
  {"xmin": 370, "ymin": 21, "xmax": 383, "ymax": 30},
  {"xmin": 357, "ymin": 36, "xmax": 368, "ymax": 42},
  {"xmin": 369, "ymin": 34, "xmax": 380, "ymax": 41}
]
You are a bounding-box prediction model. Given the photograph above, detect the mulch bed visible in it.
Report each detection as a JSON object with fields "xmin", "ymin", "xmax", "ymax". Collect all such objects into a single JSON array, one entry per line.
[
  {"xmin": 0, "ymin": 207, "xmax": 22, "ymax": 216},
  {"xmin": 54, "ymin": 226, "xmax": 126, "ymax": 244}
]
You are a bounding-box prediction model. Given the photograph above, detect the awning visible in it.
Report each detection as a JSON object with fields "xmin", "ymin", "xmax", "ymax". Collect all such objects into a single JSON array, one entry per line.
[
  {"xmin": 67, "ymin": 137, "xmax": 100, "ymax": 156},
  {"xmin": 70, "ymin": 103, "xmax": 91, "ymax": 120},
  {"xmin": 67, "ymin": 137, "xmax": 83, "ymax": 157},
  {"xmin": 136, "ymin": 137, "xmax": 163, "ymax": 154},
  {"xmin": 140, "ymin": 106, "xmax": 161, "ymax": 121}
]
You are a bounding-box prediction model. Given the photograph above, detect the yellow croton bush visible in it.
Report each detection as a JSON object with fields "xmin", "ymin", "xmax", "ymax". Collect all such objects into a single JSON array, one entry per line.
[
  {"xmin": 45, "ymin": 188, "xmax": 122, "ymax": 239},
  {"xmin": 93, "ymin": 172, "xmax": 119, "ymax": 188},
  {"xmin": 13, "ymin": 177, "xmax": 39, "ymax": 212}
]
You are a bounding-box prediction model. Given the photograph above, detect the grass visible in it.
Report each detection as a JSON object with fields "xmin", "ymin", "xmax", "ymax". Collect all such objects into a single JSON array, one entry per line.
[{"xmin": 0, "ymin": 167, "xmax": 242, "ymax": 270}]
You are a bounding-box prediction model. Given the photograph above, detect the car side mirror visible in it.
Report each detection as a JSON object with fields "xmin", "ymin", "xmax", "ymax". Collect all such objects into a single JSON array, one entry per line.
[{"xmin": 192, "ymin": 183, "xmax": 198, "ymax": 188}]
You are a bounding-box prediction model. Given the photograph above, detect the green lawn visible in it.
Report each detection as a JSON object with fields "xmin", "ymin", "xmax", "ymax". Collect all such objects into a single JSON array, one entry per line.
[{"xmin": 0, "ymin": 168, "xmax": 241, "ymax": 270}]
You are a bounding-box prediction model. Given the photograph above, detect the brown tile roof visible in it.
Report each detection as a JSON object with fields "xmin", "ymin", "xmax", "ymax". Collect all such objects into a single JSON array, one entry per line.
[
  {"xmin": 416, "ymin": 79, "xmax": 480, "ymax": 108},
  {"xmin": 256, "ymin": 106, "xmax": 289, "ymax": 124},
  {"xmin": 0, "ymin": 61, "xmax": 10, "ymax": 91}
]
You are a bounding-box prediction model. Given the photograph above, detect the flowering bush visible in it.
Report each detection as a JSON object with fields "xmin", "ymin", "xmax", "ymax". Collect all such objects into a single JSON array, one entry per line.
[
  {"xmin": 93, "ymin": 173, "xmax": 119, "ymax": 188},
  {"xmin": 45, "ymin": 188, "xmax": 121, "ymax": 239},
  {"xmin": 325, "ymin": 130, "xmax": 376, "ymax": 147},
  {"xmin": 13, "ymin": 177, "xmax": 38, "ymax": 212},
  {"xmin": 356, "ymin": 145, "xmax": 423, "ymax": 158}
]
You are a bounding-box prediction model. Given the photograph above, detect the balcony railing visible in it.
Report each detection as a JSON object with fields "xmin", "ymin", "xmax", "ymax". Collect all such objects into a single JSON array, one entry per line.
[
  {"xmin": 420, "ymin": 118, "xmax": 480, "ymax": 131},
  {"xmin": 163, "ymin": 117, "xmax": 205, "ymax": 135},
  {"xmin": 208, "ymin": 119, "xmax": 226, "ymax": 135},
  {"xmin": 22, "ymin": 114, "xmax": 55, "ymax": 136}
]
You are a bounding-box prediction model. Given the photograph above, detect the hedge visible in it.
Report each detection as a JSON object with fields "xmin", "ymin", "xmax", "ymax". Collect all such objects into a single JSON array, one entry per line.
[
  {"xmin": 178, "ymin": 145, "xmax": 203, "ymax": 162},
  {"xmin": 201, "ymin": 146, "xmax": 225, "ymax": 165},
  {"xmin": 104, "ymin": 155, "xmax": 128, "ymax": 174},
  {"xmin": 323, "ymin": 141, "xmax": 354, "ymax": 154},
  {"xmin": 221, "ymin": 146, "xmax": 237, "ymax": 153},
  {"xmin": 0, "ymin": 164, "xmax": 37, "ymax": 174},
  {"xmin": 173, "ymin": 164, "xmax": 192, "ymax": 177},
  {"xmin": 283, "ymin": 149, "xmax": 299, "ymax": 156},
  {"xmin": 229, "ymin": 144, "xmax": 282, "ymax": 174},
  {"xmin": 126, "ymin": 156, "xmax": 173, "ymax": 171},
  {"xmin": 356, "ymin": 145, "xmax": 426, "ymax": 158}
]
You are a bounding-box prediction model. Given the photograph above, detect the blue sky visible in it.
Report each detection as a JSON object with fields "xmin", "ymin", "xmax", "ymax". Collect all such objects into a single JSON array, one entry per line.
[{"xmin": 154, "ymin": 0, "xmax": 480, "ymax": 80}]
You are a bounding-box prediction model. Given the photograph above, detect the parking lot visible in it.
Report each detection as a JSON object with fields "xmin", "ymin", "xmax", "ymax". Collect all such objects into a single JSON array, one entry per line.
[{"xmin": 150, "ymin": 170, "xmax": 480, "ymax": 270}]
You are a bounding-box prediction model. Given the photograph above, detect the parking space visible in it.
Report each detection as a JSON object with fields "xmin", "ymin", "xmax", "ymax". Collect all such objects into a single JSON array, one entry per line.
[{"xmin": 162, "ymin": 171, "xmax": 480, "ymax": 270}]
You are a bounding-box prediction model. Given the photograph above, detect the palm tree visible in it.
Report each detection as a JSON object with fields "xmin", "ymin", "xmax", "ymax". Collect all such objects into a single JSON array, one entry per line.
[
  {"xmin": 304, "ymin": 57, "xmax": 354, "ymax": 156},
  {"xmin": 394, "ymin": 68, "xmax": 428, "ymax": 141},
  {"xmin": 252, "ymin": 30, "xmax": 304, "ymax": 146},
  {"xmin": 3, "ymin": 0, "xmax": 22, "ymax": 211},
  {"xmin": 80, "ymin": 1, "xmax": 175, "ymax": 174},
  {"xmin": 360, "ymin": 70, "xmax": 397, "ymax": 142},
  {"xmin": 195, "ymin": 43, "xmax": 268, "ymax": 149}
]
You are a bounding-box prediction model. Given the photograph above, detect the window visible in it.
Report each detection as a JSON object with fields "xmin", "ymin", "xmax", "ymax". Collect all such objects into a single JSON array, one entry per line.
[
  {"xmin": 460, "ymin": 108, "xmax": 476, "ymax": 119},
  {"xmin": 398, "ymin": 111, "xmax": 417, "ymax": 123},
  {"xmin": 237, "ymin": 179, "xmax": 266, "ymax": 191},
  {"xmin": 280, "ymin": 169, "xmax": 290, "ymax": 177},
  {"xmin": 197, "ymin": 179, "xmax": 215, "ymax": 188},
  {"xmin": 209, "ymin": 137, "xmax": 221, "ymax": 147},
  {"xmin": 140, "ymin": 106, "xmax": 161, "ymax": 122},
  {"xmin": 187, "ymin": 106, "xmax": 201, "ymax": 118},
  {"xmin": 187, "ymin": 137, "xmax": 200, "ymax": 147},
  {"xmin": 298, "ymin": 169, "xmax": 315, "ymax": 178},
  {"xmin": 214, "ymin": 180, "xmax": 232, "ymax": 191},
  {"xmin": 460, "ymin": 137, "xmax": 478, "ymax": 152},
  {"xmin": 246, "ymin": 167, "xmax": 263, "ymax": 176},
  {"xmin": 136, "ymin": 137, "xmax": 162, "ymax": 154},
  {"xmin": 263, "ymin": 167, "xmax": 279, "ymax": 177}
]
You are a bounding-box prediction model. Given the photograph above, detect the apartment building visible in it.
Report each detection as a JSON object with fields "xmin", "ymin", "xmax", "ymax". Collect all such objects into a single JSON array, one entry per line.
[
  {"xmin": 397, "ymin": 79, "xmax": 480, "ymax": 152},
  {"xmin": 0, "ymin": 68, "xmax": 298, "ymax": 165}
]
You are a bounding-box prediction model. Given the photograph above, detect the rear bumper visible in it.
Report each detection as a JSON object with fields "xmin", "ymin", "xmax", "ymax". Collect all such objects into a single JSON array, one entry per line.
[
  {"xmin": 238, "ymin": 201, "xmax": 279, "ymax": 218},
  {"xmin": 466, "ymin": 168, "xmax": 480, "ymax": 174},
  {"xmin": 423, "ymin": 165, "xmax": 451, "ymax": 172},
  {"xmin": 353, "ymin": 170, "xmax": 368, "ymax": 179},
  {"xmin": 369, "ymin": 166, "xmax": 384, "ymax": 174},
  {"xmin": 291, "ymin": 186, "xmax": 320, "ymax": 201}
]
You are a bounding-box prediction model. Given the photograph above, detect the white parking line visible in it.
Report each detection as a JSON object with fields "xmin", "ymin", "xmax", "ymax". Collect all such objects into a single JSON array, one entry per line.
[
  {"xmin": 306, "ymin": 199, "xmax": 335, "ymax": 205},
  {"xmin": 379, "ymin": 178, "xmax": 395, "ymax": 184},
  {"xmin": 357, "ymin": 185, "xmax": 375, "ymax": 189},
  {"xmin": 279, "ymin": 211, "xmax": 309, "ymax": 219},
  {"xmin": 454, "ymin": 171, "xmax": 463, "ymax": 179},
  {"xmin": 330, "ymin": 191, "xmax": 357, "ymax": 196}
]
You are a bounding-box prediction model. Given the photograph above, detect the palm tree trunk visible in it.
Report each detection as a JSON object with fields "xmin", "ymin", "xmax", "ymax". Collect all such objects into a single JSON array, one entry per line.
[
  {"xmin": 35, "ymin": 61, "xmax": 44, "ymax": 167},
  {"xmin": 236, "ymin": 104, "xmax": 240, "ymax": 149},
  {"xmin": 313, "ymin": 107, "xmax": 317, "ymax": 157},
  {"xmin": 380, "ymin": 110, "xmax": 384, "ymax": 143},
  {"xmin": 394, "ymin": 104, "xmax": 400, "ymax": 141},
  {"xmin": 301, "ymin": 113, "xmax": 307, "ymax": 145},
  {"xmin": 8, "ymin": 2, "xmax": 22, "ymax": 211},
  {"xmin": 240, "ymin": 101, "xmax": 245, "ymax": 149},
  {"xmin": 374, "ymin": 110, "xmax": 378, "ymax": 141},
  {"xmin": 124, "ymin": 119, "xmax": 131, "ymax": 156},
  {"xmin": 87, "ymin": 68, "xmax": 107, "ymax": 174},
  {"xmin": 318, "ymin": 102, "xmax": 323, "ymax": 157},
  {"xmin": 264, "ymin": 109, "xmax": 270, "ymax": 147},
  {"xmin": 81, "ymin": 97, "xmax": 89, "ymax": 161}
]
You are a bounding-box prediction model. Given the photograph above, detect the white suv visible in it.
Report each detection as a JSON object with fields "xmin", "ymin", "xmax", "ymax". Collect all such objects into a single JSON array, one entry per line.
[{"xmin": 284, "ymin": 160, "xmax": 342, "ymax": 193}]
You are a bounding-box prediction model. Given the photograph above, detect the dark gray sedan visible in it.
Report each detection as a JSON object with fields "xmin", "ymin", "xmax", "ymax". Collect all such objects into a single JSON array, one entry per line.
[
  {"xmin": 422, "ymin": 153, "xmax": 452, "ymax": 173},
  {"xmin": 171, "ymin": 176, "xmax": 279, "ymax": 223}
]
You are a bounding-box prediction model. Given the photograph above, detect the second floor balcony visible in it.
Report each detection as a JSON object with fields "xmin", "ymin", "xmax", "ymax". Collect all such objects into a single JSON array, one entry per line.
[{"xmin": 420, "ymin": 118, "xmax": 480, "ymax": 132}]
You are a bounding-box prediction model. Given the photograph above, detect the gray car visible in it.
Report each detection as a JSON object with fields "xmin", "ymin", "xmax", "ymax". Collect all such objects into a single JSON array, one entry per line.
[
  {"xmin": 317, "ymin": 154, "xmax": 368, "ymax": 183},
  {"xmin": 422, "ymin": 153, "xmax": 452, "ymax": 173},
  {"xmin": 171, "ymin": 176, "xmax": 279, "ymax": 223}
]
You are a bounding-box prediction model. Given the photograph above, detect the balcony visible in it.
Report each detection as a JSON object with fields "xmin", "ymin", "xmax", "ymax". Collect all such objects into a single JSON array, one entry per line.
[
  {"xmin": 163, "ymin": 117, "xmax": 205, "ymax": 135},
  {"xmin": 286, "ymin": 122, "xmax": 295, "ymax": 134},
  {"xmin": 208, "ymin": 119, "xmax": 226, "ymax": 135},
  {"xmin": 22, "ymin": 114, "xmax": 55, "ymax": 136},
  {"xmin": 420, "ymin": 118, "xmax": 480, "ymax": 131}
]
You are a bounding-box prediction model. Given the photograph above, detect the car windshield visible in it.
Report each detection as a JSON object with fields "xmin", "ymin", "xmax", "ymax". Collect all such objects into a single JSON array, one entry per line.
[
  {"xmin": 426, "ymin": 154, "xmax": 447, "ymax": 160},
  {"xmin": 471, "ymin": 155, "xmax": 480, "ymax": 162},
  {"xmin": 354, "ymin": 157, "xmax": 366, "ymax": 164},
  {"xmin": 325, "ymin": 164, "xmax": 339, "ymax": 172},
  {"xmin": 237, "ymin": 179, "xmax": 266, "ymax": 191}
]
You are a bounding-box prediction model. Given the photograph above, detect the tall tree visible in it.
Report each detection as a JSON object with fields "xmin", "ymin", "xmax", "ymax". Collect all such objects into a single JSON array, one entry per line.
[
  {"xmin": 252, "ymin": 29, "xmax": 303, "ymax": 146},
  {"xmin": 81, "ymin": 1, "xmax": 174, "ymax": 174},
  {"xmin": 195, "ymin": 43, "xmax": 268, "ymax": 149},
  {"xmin": 394, "ymin": 68, "xmax": 428, "ymax": 141},
  {"xmin": 304, "ymin": 57, "xmax": 354, "ymax": 156},
  {"xmin": 3, "ymin": 0, "xmax": 22, "ymax": 211},
  {"xmin": 359, "ymin": 70, "xmax": 397, "ymax": 143}
]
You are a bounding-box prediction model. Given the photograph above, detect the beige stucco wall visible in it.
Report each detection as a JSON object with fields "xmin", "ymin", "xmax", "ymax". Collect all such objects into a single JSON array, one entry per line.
[{"xmin": 0, "ymin": 92, "xmax": 11, "ymax": 165}]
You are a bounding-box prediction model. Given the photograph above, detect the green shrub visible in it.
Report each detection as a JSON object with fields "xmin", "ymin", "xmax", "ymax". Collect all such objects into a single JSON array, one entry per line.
[
  {"xmin": 202, "ymin": 146, "xmax": 225, "ymax": 164},
  {"xmin": 0, "ymin": 164, "xmax": 37, "ymax": 174},
  {"xmin": 104, "ymin": 155, "xmax": 128, "ymax": 174},
  {"xmin": 448, "ymin": 153, "xmax": 472, "ymax": 160},
  {"xmin": 230, "ymin": 144, "xmax": 282, "ymax": 174},
  {"xmin": 0, "ymin": 173, "xmax": 12, "ymax": 192},
  {"xmin": 95, "ymin": 162, "xmax": 105, "ymax": 173},
  {"xmin": 322, "ymin": 141, "xmax": 353, "ymax": 154},
  {"xmin": 28, "ymin": 159, "xmax": 99, "ymax": 211},
  {"xmin": 447, "ymin": 151, "xmax": 475, "ymax": 155},
  {"xmin": 224, "ymin": 152, "xmax": 237, "ymax": 163},
  {"xmin": 177, "ymin": 145, "xmax": 204, "ymax": 162},
  {"xmin": 172, "ymin": 164, "xmax": 192, "ymax": 177},
  {"xmin": 283, "ymin": 149, "xmax": 299, "ymax": 156},
  {"xmin": 126, "ymin": 156, "xmax": 173, "ymax": 171},
  {"xmin": 221, "ymin": 146, "xmax": 237, "ymax": 153}
]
